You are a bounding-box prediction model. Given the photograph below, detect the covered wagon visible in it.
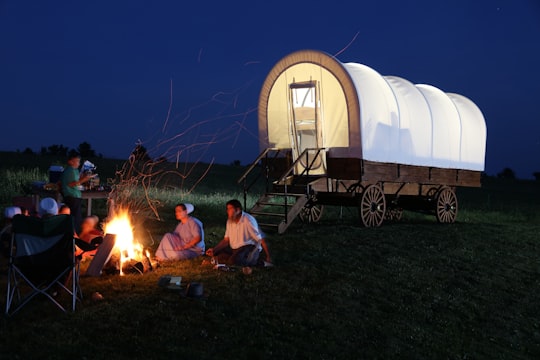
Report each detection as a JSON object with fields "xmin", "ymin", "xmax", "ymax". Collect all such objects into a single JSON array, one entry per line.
[{"xmin": 239, "ymin": 49, "xmax": 487, "ymax": 233}]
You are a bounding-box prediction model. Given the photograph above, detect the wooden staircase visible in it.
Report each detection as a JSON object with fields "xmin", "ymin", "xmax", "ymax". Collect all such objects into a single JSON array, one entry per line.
[
  {"xmin": 238, "ymin": 147, "xmax": 327, "ymax": 234},
  {"xmin": 249, "ymin": 191, "xmax": 309, "ymax": 234}
]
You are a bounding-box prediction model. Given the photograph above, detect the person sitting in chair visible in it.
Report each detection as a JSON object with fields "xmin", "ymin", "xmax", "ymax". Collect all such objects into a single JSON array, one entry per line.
[
  {"xmin": 58, "ymin": 204, "xmax": 71, "ymax": 215},
  {"xmin": 38, "ymin": 197, "xmax": 59, "ymax": 218}
]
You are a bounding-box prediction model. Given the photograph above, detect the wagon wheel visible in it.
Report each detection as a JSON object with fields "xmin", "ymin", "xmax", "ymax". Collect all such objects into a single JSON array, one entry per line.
[
  {"xmin": 299, "ymin": 202, "xmax": 324, "ymax": 223},
  {"xmin": 435, "ymin": 186, "xmax": 458, "ymax": 223},
  {"xmin": 385, "ymin": 207, "xmax": 403, "ymax": 221},
  {"xmin": 359, "ymin": 184, "xmax": 386, "ymax": 227}
]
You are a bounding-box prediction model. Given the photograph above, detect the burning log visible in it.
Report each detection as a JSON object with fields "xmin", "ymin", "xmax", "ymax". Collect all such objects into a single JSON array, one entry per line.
[
  {"xmin": 121, "ymin": 259, "xmax": 144, "ymax": 274},
  {"xmin": 120, "ymin": 256, "xmax": 153, "ymax": 274}
]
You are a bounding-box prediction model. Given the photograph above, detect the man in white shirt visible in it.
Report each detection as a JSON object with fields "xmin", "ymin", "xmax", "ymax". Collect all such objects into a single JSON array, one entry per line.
[{"xmin": 206, "ymin": 199, "xmax": 271, "ymax": 266}]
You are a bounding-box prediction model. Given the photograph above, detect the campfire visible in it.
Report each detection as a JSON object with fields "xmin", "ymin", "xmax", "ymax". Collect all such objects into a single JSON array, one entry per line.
[{"xmin": 104, "ymin": 209, "xmax": 153, "ymax": 275}]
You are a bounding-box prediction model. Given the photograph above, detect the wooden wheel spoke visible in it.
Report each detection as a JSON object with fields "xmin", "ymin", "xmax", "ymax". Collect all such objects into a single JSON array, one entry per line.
[
  {"xmin": 373, "ymin": 191, "xmax": 384, "ymax": 204},
  {"xmin": 372, "ymin": 211, "xmax": 383, "ymax": 225},
  {"xmin": 311, "ymin": 206, "xmax": 322, "ymax": 219}
]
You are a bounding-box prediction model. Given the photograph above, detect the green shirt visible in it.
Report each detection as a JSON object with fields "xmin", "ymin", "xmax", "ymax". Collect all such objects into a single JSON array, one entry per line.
[{"xmin": 61, "ymin": 166, "xmax": 81, "ymax": 198}]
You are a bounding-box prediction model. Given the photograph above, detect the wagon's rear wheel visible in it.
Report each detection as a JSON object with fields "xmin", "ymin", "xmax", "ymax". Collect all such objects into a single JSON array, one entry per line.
[
  {"xmin": 359, "ymin": 184, "xmax": 386, "ymax": 227},
  {"xmin": 435, "ymin": 186, "xmax": 458, "ymax": 223},
  {"xmin": 299, "ymin": 202, "xmax": 324, "ymax": 223}
]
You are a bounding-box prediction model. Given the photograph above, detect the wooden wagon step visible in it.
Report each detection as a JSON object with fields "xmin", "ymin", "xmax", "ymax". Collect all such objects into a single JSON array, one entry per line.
[
  {"xmin": 251, "ymin": 211, "xmax": 287, "ymax": 217},
  {"xmin": 271, "ymin": 189, "xmax": 308, "ymax": 195},
  {"xmin": 265, "ymin": 192, "xmax": 305, "ymax": 197},
  {"xmin": 255, "ymin": 201, "xmax": 293, "ymax": 207},
  {"xmin": 249, "ymin": 191, "xmax": 310, "ymax": 234}
]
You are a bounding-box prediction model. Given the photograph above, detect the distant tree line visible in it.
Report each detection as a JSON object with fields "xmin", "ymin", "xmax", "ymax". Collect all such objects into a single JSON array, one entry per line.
[
  {"xmin": 18, "ymin": 142, "xmax": 155, "ymax": 164},
  {"xmin": 18, "ymin": 142, "xmax": 102, "ymax": 158},
  {"xmin": 496, "ymin": 167, "xmax": 540, "ymax": 181}
]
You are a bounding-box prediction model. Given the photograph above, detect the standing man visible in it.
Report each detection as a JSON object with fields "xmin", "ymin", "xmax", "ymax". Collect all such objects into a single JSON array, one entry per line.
[
  {"xmin": 206, "ymin": 199, "xmax": 271, "ymax": 266},
  {"xmin": 60, "ymin": 151, "xmax": 95, "ymax": 234}
]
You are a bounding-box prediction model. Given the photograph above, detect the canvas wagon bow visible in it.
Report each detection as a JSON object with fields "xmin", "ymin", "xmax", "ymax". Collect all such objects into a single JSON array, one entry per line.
[{"xmin": 239, "ymin": 50, "xmax": 487, "ymax": 233}]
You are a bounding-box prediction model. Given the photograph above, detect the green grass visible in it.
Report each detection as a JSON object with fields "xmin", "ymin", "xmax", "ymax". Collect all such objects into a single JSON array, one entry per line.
[{"xmin": 0, "ymin": 153, "xmax": 539, "ymax": 359}]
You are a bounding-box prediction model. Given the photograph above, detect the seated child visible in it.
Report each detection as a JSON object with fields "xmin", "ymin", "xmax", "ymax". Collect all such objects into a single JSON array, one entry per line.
[{"xmin": 76, "ymin": 215, "xmax": 104, "ymax": 259}]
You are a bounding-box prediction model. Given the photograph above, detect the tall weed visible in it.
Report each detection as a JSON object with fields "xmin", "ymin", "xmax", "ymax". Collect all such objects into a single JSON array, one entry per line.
[{"xmin": 0, "ymin": 168, "xmax": 47, "ymax": 204}]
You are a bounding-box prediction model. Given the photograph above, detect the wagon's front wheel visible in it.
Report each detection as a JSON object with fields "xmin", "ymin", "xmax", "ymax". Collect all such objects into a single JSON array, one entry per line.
[
  {"xmin": 299, "ymin": 202, "xmax": 324, "ymax": 223},
  {"xmin": 385, "ymin": 206, "xmax": 403, "ymax": 221},
  {"xmin": 359, "ymin": 184, "xmax": 386, "ymax": 227},
  {"xmin": 435, "ymin": 186, "xmax": 458, "ymax": 223}
]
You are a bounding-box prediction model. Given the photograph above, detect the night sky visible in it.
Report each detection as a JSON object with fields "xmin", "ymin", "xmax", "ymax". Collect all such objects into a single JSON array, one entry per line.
[{"xmin": 1, "ymin": 0, "xmax": 539, "ymax": 178}]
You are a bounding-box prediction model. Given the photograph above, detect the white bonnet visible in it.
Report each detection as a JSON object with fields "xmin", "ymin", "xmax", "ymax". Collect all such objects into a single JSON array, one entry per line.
[
  {"xmin": 184, "ymin": 203, "xmax": 194, "ymax": 214},
  {"xmin": 39, "ymin": 197, "xmax": 59, "ymax": 217},
  {"xmin": 4, "ymin": 206, "xmax": 21, "ymax": 219}
]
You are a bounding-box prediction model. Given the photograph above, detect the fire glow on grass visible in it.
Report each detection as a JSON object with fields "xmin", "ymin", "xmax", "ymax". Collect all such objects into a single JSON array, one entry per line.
[{"xmin": 104, "ymin": 209, "xmax": 143, "ymax": 275}]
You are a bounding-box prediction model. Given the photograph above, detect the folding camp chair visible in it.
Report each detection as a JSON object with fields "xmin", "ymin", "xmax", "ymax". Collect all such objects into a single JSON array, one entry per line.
[{"xmin": 5, "ymin": 214, "xmax": 81, "ymax": 316}]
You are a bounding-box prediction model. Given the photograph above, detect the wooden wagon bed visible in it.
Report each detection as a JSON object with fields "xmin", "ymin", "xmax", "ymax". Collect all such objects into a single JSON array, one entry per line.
[{"xmin": 239, "ymin": 149, "xmax": 483, "ymax": 233}]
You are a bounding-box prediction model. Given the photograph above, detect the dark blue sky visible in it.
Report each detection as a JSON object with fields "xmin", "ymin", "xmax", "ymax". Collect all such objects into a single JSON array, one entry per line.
[{"xmin": 1, "ymin": 0, "xmax": 539, "ymax": 178}]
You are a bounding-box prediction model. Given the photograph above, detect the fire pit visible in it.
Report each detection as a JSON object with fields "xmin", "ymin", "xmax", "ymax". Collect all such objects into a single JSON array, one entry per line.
[{"xmin": 104, "ymin": 209, "xmax": 154, "ymax": 275}]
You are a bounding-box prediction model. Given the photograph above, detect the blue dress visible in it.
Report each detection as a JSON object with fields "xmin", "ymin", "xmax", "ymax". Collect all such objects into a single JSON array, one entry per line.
[{"xmin": 155, "ymin": 217, "xmax": 205, "ymax": 260}]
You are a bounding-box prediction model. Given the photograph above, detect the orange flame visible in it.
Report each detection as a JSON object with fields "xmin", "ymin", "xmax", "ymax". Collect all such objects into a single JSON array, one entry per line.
[{"xmin": 104, "ymin": 209, "xmax": 143, "ymax": 275}]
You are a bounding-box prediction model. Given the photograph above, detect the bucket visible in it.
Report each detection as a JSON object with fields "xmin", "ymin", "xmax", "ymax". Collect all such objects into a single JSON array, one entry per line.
[{"xmin": 49, "ymin": 165, "xmax": 64, "ymax": 183}]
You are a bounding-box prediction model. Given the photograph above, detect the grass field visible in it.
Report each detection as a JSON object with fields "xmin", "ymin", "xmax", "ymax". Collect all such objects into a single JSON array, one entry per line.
[{"xmin": 0, "ymin": 152, "xmax": 539, "ymax": 359}]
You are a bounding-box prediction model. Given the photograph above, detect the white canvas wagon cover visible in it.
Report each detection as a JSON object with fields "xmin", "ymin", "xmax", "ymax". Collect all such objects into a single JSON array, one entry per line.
[{"xmin": 258, "ymin": 50, "xmax": 487, "ymax": 171}]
